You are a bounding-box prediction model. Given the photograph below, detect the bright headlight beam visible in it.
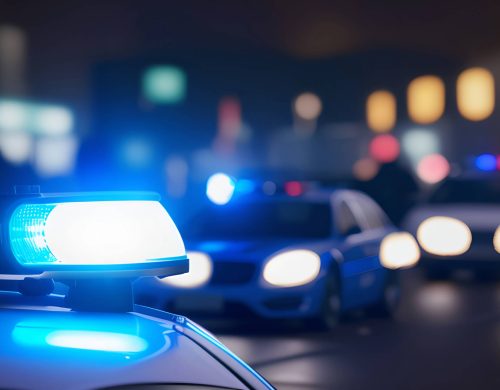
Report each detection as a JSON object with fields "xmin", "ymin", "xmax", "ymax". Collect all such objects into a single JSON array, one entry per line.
[
  {"xmin": 263, "ymin": 249, "xmax": 320, "ymax": 288},
  {"xmin": 380, "ymin": 232, "xmax": 420, "ymax": 269},
  {"xmin": 417, "ymin": 216, "xmax": 472, "ymax": 256},
  {"xmin": 162, "ymin": 251, "xmax": 212, "ymax": 288},
  {"xmin": 493, "ymin": 227, "xmax": 500, "ymax": 253},
  {"xmin": 206, "ymin": 173, "xmax": 236, "ymax": 205}
]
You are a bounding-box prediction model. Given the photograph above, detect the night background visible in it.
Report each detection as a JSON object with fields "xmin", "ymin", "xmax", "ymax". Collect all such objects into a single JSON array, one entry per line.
[{"xmin": 0, "ymin": 1, "xmax": 500, "ymax": 389}]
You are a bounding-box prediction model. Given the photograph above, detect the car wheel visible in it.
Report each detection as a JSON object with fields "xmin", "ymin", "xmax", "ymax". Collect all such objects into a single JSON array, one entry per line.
[
  {"xmin": 319, "ymin": 274, "xmax": 341, "ymax": 330},
  {"xmin": 371, "ymin": 271, "xmax": 400, "ymax": 317}
]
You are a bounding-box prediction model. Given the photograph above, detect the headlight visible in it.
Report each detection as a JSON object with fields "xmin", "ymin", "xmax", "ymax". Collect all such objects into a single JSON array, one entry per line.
[
  {"xmin": 380, "ymin": 232, "xmax": 420, "ymax": 269},
  {"xmin": 493, "ymin": 227, "xmax": 500, "ymax": 253},
  {"xmin": 263, "ymin": 249, "xmax": 320, "ymax": 288},
  {"xmin": 161, "ymin": 251, "xmax": 212, "ymax": 288},
  {"xmin": 417, "ymin": 216, "xmax": 472, "ymax": 256}
]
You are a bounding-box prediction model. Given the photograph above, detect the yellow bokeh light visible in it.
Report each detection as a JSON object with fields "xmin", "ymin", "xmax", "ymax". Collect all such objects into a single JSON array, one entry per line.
[
  {"xmin": 456, "ymin": 67, "xmax": 495, "ymax": 121},
  {"xmin": 366, "ymin": 90, "xmax": 396, "ymax": 133},
  {"xmin": 407, "ymin": 75, "xmax": 445, "ymax": 124}
]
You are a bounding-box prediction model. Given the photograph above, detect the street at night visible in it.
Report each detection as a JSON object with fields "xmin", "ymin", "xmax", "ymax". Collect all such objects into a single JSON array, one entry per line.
[
  {"xmin": 221, "ymin": 269, "xmax": 500, "ymax": 390},
  {"xmin": 1, "ymin": 2, "xmax": 500, "ymax": 389}
]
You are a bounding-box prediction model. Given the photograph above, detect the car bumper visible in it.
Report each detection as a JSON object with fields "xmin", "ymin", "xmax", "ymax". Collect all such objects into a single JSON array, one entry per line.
[{"xmin": 135, "ymin": 274, "xmax": 328, "ymax": 319}]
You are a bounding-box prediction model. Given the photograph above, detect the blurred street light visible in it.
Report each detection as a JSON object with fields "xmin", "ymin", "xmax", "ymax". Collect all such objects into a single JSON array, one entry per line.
[
  {"xmin": 142, "ymin": 65, "xmax": 186, "ymax": 105},
  {"xmin": 294, "ymin": 92, "xmax": 322, "ymax": 121},
  {"xmin": 457, "ymin": 67, "xmax": 495, "ymax": 121},
  {"xmin": 366, "ymin": 90, "xmax": 396, "ymax": 133},
  {"xmin": 407, "ymin": 75, "xmax": 445, "ymax": 124}
]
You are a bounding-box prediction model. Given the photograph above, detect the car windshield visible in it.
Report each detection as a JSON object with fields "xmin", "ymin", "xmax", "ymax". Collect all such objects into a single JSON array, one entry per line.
[
  {"xmin": 188, "ymin": 200, "xmax": 332, "ymax": 239},
  {"xmin": 429, "ymin": 178, "xmax": 500, "ymax": 204}
]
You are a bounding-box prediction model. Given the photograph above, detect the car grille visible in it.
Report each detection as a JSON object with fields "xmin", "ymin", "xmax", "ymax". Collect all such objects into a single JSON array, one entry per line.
[{"xmin": 209, "ymin": 261, "xmax": 257, "ymax": 285}]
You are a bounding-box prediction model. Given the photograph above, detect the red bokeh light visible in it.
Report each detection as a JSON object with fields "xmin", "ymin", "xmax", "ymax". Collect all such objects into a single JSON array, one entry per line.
[
  {"xmin": 417, "ymin": 154, "xmax": 450, "ymax": 184},
  {"xmin": 284, "ymin": 181, "xmax": 303, "ymax": 196},
  {"xmin": 369, "ymin": 134, "xmax": 400, "ymax": 163}
]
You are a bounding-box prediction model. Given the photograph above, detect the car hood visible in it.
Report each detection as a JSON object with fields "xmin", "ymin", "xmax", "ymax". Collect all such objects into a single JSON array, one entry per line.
[
  {"xmin": 403, "ymin": 204, "xmax": 500, "ymax": 232},
  {"xmin": 186, "ymin": 239, "xmax": 331, "ymax": 262},
  {"xmin": 0, "ymin": 301, "xmax": 250, "ymax": 390}
]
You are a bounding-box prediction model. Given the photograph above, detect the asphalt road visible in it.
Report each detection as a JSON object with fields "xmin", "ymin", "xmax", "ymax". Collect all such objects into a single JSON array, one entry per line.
[{"xmin": 216, "ymin": 268, "xmax": 500, "ymax": 390}]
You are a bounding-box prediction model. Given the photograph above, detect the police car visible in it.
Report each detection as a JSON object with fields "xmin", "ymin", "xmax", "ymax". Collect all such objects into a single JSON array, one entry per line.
[
  {"xmin": 0, "ymin": 190, "xmax": 274, "ymax": 390},
  {"xmin": 403, "ymin": 175, "xmax": 500, "ymax": 276},
  {"xmin": 136, "ymin": 185, "xmax": 420, "ymax": 328}
]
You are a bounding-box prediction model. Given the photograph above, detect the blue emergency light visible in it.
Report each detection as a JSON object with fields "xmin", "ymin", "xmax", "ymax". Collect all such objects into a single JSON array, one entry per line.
[
  {"xmin": 0, "ymin": 191, "xmax": 190, "ymax": 311},
  {"xmin": 1, "ymin": 192, "xmax": 188, "ymax": 278}
]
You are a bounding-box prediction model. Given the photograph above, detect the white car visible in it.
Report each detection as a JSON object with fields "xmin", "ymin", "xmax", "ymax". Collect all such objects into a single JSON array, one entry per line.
[{"xmin": 403, "ymin": 176, "xmax": 500, "ymax": 276}]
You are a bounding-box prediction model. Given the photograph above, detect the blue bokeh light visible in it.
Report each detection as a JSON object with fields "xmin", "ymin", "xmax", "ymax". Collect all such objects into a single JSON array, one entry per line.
[{"xmin": 475, "ymin": 153, "xmax": 497, "ymax": 171}]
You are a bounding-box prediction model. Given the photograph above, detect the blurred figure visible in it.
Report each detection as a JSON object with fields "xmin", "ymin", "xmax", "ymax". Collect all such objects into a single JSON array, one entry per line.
[{"xmin": 357, "ymin": 161, "xmax": 419, "ymax": 226}]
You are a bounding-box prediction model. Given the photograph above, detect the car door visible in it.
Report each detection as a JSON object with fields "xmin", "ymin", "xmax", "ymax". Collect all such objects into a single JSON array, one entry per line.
[{"xmin": 332, "ymin": 191, "xmax": 390, "ymax": 309}]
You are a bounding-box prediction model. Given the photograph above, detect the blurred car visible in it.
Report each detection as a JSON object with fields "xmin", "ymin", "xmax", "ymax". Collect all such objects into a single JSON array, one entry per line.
[
  {"xmin": 136, "ymin": 188, "xmax": 420, "ymax": 328},
  {"xmin": 403, "ymin": 175, "xmax": 500, "ymax": 276},
  {"xmin": 0, "ymin": 191, "xmax": 273, "ymax": 390}
]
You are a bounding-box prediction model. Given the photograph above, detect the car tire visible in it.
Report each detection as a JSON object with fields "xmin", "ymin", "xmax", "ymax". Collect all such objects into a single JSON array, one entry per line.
[
  {"xmin": 370, "ymin": 271, "xmax": 400, "ymax": 318},
  {"xmin": 318, "ymin": 274, "xmax": 342, "ymax": 330}
]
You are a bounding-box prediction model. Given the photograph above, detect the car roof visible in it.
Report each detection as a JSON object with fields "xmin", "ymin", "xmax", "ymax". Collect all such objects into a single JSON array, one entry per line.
[
  {"xmin": 0, "ymin": 291, "xmax": 247, "ymax": 390},
  {"xmin": 228, "ymin": 187, "xmax": 355, "ymax": 205}
]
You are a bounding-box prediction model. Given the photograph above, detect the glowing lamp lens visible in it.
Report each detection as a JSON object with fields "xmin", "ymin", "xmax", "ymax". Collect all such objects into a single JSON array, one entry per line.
[
  {"xmin": 380, "ymin": 232, "xmax": 420, "ymax": 269},
  {"xmin": 263, "ymin": 249, "xmax": 320, "ymax": 288},
  {"xmin": 206, "ymin": 173, "xmax": 236, "ymax": 205},
  {"xmin": 161, "ymin": 251, "xmax": 212, "ymax": 288},
  {"xmin": 9, "ymin": 200, "xmax": 185, "ymax": 267},
  {"xmin": 493, "ymin": 227, "xmax": 500, "ymax": 253},
  {"xmin": 417, "ymin": 216, "xmax": 472, "ymax": 256}
]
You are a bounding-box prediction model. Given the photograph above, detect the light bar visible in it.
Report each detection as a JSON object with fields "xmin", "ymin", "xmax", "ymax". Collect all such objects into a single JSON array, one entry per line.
[{"xmin": 8, "ymin": 197, "xmax": 187, "ymax": 272}]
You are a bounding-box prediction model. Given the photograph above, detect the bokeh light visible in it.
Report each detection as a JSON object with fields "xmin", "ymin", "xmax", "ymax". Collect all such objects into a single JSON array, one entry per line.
[
  {"xmin": 206, "ymin": 173, "xmax": 236, "ymax": 205},
  {"xmin": 369, "ymin": 134, "xmax": 400, "ymax": 163},
  {"xmin": 417, "ymin": 216, "xmax": 472, "ymax": 256},
  {"xmin": 475, "ymin": 153, "xmax": 496, "ymax": 171},
  {"xmin": 380, "ymin": 232, "xmax": 420, "ymax": 269},
  {"xmin": 352, "ymin": 157, "xmax": 379, "ymax": 181},
  {"xmin": 121, "ymin": 138, "xmax": 153, "ymax": 168},
  {"xmin": 366, "ymin": 90, "xmax": 396, "ymax": 133},
  {"xmin": 34, "ymin": 136, "xmax": 79, "ymax": 177},
  {"xmin": 457, "ymin": 67, "xmax": 495, "ymax": 121},
  {"xmin": 0, "ymin": 100, "xmax": 28, "ymax": 131},
  {"xmin": 161, "ymin": 251, "xmax": 212, "ymax": 288},
  {"xmin": 0, "ymin": 131, "xmax": 32, "ymax": 164},
  {"xmin": 284, "ymin": 181, "xmax": 303, "ymax": 196},
  {"xmin": 293, "ymin": 92, "xmax": 322, "ymax": 120},
  {"xmin": 407, "ymin": 75, "xmax": 445, "ymax": 124},
  {"xmin": 142, "ymin": 65, "xmax": 187, "ymax": 104},
  {"xmin": 35, "ymin": 106, "xmax": 73, "ymax": 136},
  {"xmin": 401, "ymin": 129, "xmax": 440, "ymax": 165},
  {"xmin": 262, "ymin": 181, "xmax": 277, "ymax": 195},
  {"xmin": 493, "ymin": 227, "xmax": 500, "ymax": 253},
  {"xmin": 416, "ymin": 154, "xmax": 450, "ymax": 184}
]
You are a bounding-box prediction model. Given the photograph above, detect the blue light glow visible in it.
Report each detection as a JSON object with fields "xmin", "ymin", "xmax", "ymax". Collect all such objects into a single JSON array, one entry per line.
[
  {"xmin": 206, "ymin": 173, "xmax": 236, "ymax": 205},
  {"xmin": 9, "ymin": 200, "xmax": 186, "ymax": 267},
  {"xmin": 46, "ymin": 330, "xmax": 148, "ymax": 353},
  {"xmin": 475, "ymin": 153, "xmax": 497, "ymax": 171},
  {"xmin": 10, "ymin": 313, "xmax": 171, "ymax": 359},
  {"xmin": 235, "ymin": 179, "xmax": 256, "ymax": 194}
]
